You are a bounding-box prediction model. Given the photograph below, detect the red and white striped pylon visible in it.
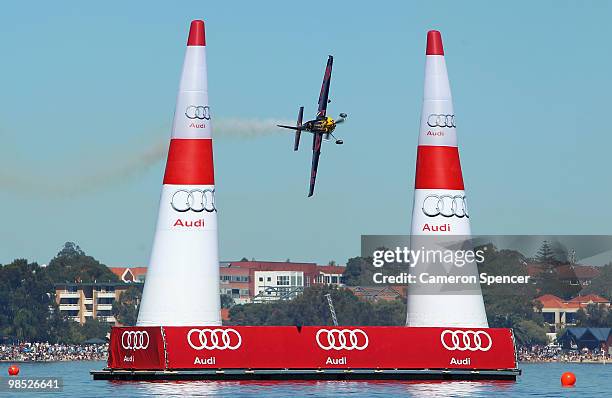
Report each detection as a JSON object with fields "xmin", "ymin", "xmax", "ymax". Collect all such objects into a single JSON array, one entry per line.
[
  {"xmin": 406, "ymin": 31, "xmax": 488, "ymax": 328},
  {"xmin": 137, "ymin": 20, "xmax": 221, "ymax": 326}
]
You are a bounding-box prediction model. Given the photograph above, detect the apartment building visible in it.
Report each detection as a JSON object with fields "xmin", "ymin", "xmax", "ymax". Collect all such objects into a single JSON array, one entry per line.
[
  {"xmin": 220, "ymin": 261, "xmax": 347, "ymax": 303},
  {"xmin": 219, "ymin": 264, "xmax": 251, "ymax": 304},
  {"xmin": 59, "ymin": 261, "xmax": 346, "ymax": 320},
  {"xmin": 54, "ymin": 282, "xmax": 129, "ymax": 325}
]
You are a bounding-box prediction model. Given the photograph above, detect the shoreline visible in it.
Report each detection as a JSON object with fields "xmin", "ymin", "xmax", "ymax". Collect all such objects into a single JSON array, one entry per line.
[
  {"xmin": 519, "ymin": 360, "xmax": 608, "ymax": 364},
  {"xmin": 0, "ymin": 359, "xmax": 106, "ymax": 363},
  {"xmin": 2, "ymin": 359, "xmax": 609, "ymax": 364}
]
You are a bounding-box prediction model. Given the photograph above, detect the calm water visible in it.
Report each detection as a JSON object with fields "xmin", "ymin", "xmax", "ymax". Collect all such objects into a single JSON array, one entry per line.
[{"xmin": 1, "ymin": 361, "xmax": 610, "ymax": 397}]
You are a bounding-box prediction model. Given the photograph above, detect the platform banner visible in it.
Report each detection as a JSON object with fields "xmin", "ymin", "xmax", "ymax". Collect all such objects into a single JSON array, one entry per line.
[
  {"xmin": 162, "ymin": 326, "xmax": 517, "ymax": 370},
  {"xmin": 108, "ymin": 327, "xmax": 166, "ymax": 370}
]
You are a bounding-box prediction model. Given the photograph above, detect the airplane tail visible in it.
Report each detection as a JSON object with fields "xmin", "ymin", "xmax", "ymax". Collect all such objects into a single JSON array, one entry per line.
[{"xmin": 277, "ymin": 106, "xmax": 304, "ymax": 151}]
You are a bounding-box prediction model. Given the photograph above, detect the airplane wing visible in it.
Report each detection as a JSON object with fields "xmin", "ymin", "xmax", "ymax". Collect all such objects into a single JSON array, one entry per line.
[
  {"xmin": 316, "ymin": 55, "xmax": 333, "ymax": 119},
  {"xmin": 308, "ymin": 132, "xmax": 323, "ymax": 197}
]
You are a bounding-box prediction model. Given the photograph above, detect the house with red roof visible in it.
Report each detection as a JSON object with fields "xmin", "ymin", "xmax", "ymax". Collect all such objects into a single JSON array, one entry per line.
[
  {"xmin": 535, "ymin": 293, "xmax": 610, "ymax": 332},
  {"xmin": 109, "ymin": 267, "xmax": 147, "ymax": 283}
]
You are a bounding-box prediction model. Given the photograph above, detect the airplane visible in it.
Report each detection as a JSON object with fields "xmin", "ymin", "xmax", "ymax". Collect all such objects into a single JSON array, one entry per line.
[{"xmin": 277, "ymin": 55, "xmax": 347, "ymax": 197}]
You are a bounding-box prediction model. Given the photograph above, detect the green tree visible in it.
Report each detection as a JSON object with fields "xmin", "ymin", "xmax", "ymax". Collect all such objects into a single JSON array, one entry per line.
[
  {"xmin": 549, "ymin": 241, "xmax": 569, "ymax": 263},
  {"xmin": 112, "ymin": 285, "xmax": 142, "ymax": 326},
  {"xmin": 477, "ymin": 245, "xmax": 545, "ymax": 328},
  {"xmin": 536, "ymin": 241, "xmax": 556, "ymax": 264},
  {"xmin": 11, "ymin": 309, "xmax": 38, "ymax": 341},
  {"xmin": 582, "ymin": 262, "xmax": 612, "ymax": 300},
  {"xmin": 538, "ymin": 268, "xmax": 581, "ymax": 299},
  {"xmin": 343, "ymin": 256, "xmax": 368, "ymax": 286},
  {"xmin": 81, "ymin": 318, "xmax": 111, "ymax": 340},
  {"xmin": 0, "ymin": 244, "xmax": 121, "ymax": 343},
  {"xmin": 228, "ymin": 286, "xmax": 405, "ymax": 326},
  {"xmin": 370, "ymin": 299, "xmax": 406, "ymax": 326},
  {"xmin": 0, "ymin": 259, "xmax": 55, "ymax": 342},
  {"xmin": 44, "ymin": 242, "xmax": 119, "ymax": 283},
  {"xmin": 220, "ymin": 294, "xmax": 235, "ymax": 309},
  {"xmin": 575, "ymin": 304, "xmax": 612, "ymax": 327},
  {"xmin": 513, "ymin": 320, "xmax": 549, "ymax": 346}
]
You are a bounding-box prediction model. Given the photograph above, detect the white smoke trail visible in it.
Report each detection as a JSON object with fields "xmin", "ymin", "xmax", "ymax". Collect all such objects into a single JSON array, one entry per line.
[
  {"xmin": 214, "ymin": 117, "xmax": 292, "ymax": 138},
  {"xmin": 0, "ymin": 117, "xmax": 292, "ymax": 197},
  {"xmin": 0, "ymin": 139, "xmax": 167, "ymax": 197}
]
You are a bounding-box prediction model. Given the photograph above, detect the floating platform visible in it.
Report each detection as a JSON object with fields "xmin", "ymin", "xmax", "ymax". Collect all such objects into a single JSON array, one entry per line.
[
  {"xmin": 92, "ymin": 326, "xmax": 520, "ymax": 381},
  {"xmin": 91, "ymin": 367, "xmax": 521, "ymax": 381}
]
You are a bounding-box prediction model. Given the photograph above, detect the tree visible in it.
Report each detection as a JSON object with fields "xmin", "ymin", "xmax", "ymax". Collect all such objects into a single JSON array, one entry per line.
[
  {"xmin": 0, "ymin": 245, "xmax": 122, "ymax": 343},
  {"xmin": 575, "ymin": 304, "xmax": 612, "ymax": 327},
  {"xmin": 112, "ymin": 285, "xmax": 142, "ymax": 326},
  {"xmin": 538, "ymin": 268, "xmax": 581, "ymax": 299},
  {"xmin": 0, "ymin": 259, "xmax": 55, "ymax": 342},
  {"xmin": 476, "ymin": 245, "xmax": 545, "ymax": 329},
  {"xmin": 513, "ymin": 320, "xmax": 549, "ymax": 346},
  {"xmin": 370, "ymin": 299, "xmax": 406, "ymax": 326},
  {"xmin": 582, "ymin": 262, "xmax": 612, "ymax": 300},
  {"xmin": 11, "ymin": 309, "xmax": 38, "ymax": 341},
  {"xmin": 56, "ymin": 242, "xmax": 85, "ymax": 258},
  {"xmin": 228, "ymin": 286, "xmax": 405, "ymax": 326},
  {"xmin": 44, "ymin": 242, "xmax": 119, "ymax": 283},
  {"xmin": 343, "ymin": 257, "xmax": 368, "ymax": 286},
  {"xmin": 81, "ymin": 318, "xmax": 111, "ymax": 340},
  {"xmin": 549, "ymin": 241, "xmax": 569, "ymax": 263},
  {"xmin": 220, "ymin": 294, "xmax": 235, "ymax": 309},
  {"xmin": 536, "ymin": 241, "xmax": 556, "ymax": 265}
]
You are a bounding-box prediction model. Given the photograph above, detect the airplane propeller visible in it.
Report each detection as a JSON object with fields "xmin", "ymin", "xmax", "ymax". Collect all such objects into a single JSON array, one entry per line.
[{"xmin": 335, "ymin": 113, "xmax": 348, "ymax": 124}]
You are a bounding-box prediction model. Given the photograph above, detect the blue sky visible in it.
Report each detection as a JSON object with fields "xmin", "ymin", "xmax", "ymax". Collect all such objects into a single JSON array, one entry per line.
[{"xmin": 1, "ymin": 1, "xmax": 611, "ymax": 267}]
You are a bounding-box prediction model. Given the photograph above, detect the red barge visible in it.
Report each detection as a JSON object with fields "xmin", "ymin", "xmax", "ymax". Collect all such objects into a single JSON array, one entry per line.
[{"xmin": 91, "ymin": 326, "xmax": 520, "ymax": 380}]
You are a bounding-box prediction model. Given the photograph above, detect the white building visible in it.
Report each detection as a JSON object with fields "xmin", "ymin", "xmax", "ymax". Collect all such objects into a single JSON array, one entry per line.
[{"xmin": 253, "ymin": 270, "xmax": 305, "ymax": 302}]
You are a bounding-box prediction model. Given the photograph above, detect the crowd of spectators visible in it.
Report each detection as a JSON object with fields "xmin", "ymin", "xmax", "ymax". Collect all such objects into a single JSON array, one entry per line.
[
  {"xmin": 0, "ymin": 342, "xmax": 108, "ymax": 362},
  {"xmin": 518, "ymin": 345, "xmax": 610, "ymax": 363},
  {"xmin": 2, "ymin": 341, "xmax": 610, "ymax": 363}
]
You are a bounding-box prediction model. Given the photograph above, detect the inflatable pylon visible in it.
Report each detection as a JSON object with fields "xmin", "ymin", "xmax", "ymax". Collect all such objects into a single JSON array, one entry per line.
[
  {"xmin": 406, "ymin": 31, "xmax": 488, "ymax": 328},
  {"xmin": 137, "ymin": 20, "xmax": 221, "ymax": 326}
]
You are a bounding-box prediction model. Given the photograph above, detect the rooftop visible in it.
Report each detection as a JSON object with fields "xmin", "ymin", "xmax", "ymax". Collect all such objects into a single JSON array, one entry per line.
[{"xmin": 535, "ymin": 293, "xmax": 610, "ymax": 309}]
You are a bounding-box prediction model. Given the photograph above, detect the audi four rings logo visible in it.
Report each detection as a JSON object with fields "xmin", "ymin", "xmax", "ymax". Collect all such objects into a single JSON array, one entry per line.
[
  {"xmin": 427, "ymin": 114, "xmax": 455, "ymax": 128},
  {"xmin": 187, "ymin": 328, "xmax": 242, "ymax": 350},
  {"xmin": 185, "ymin": 105, "xmax": 211, "ymax": 120},
  {"xmin": 440, "ymin": 330, "xmax": 492, "ymax": 352},
  {"xmin": 171, "ymin": 189, "xmax": 216, "ymax": 213},
  {"xmin": 315, "ymin": 328, "xmax": 369, "ymax": 351},
  {"xmin": 422, "ymin": 194, "xmax": 469, "ymax": 218},
  {"xmin": 121, "ymin": 330, "xmax": 150, "ymax": 350}
]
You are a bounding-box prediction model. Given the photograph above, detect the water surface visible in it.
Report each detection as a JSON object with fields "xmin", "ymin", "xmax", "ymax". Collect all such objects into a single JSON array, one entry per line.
[{"xmin": 3, "ymin": 361, "xmax": 610, "ymax": 397}]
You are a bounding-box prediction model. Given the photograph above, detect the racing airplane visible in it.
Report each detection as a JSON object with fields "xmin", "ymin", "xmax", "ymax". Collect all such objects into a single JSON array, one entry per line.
[{"xmin": 277, "ymin": 55, "xmax": 347, "ymax": 197}]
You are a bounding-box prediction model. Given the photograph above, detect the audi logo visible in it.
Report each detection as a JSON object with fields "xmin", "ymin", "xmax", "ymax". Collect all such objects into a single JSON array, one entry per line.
[
  {"xmin": 422, "ymin": 194, "xmax": 468, "ymax": 218},
  {"xmin": 440, "ymin": 330, "xmax": 492, "ymax": 352},
  {"xmin": 427, "ymin": 114, "xmax": 455, "ymax": 128},
  {"xmin": 185, "ymin": 105, "xmax": 210, "ymax": 120},
  {"xmin": 315, "ymin": 328, "xmax": 369, "ymax": 351},
  {"xmin": 187, "ymin": 328, "xmax": 242, "ymax": 350},
  {"xmin": 171, "ymin": 189, "xmax": 216, "ymax": 213},
  {"xmin": 121, "ymin": 330, "xmax": 150, "ymax": 350}
]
